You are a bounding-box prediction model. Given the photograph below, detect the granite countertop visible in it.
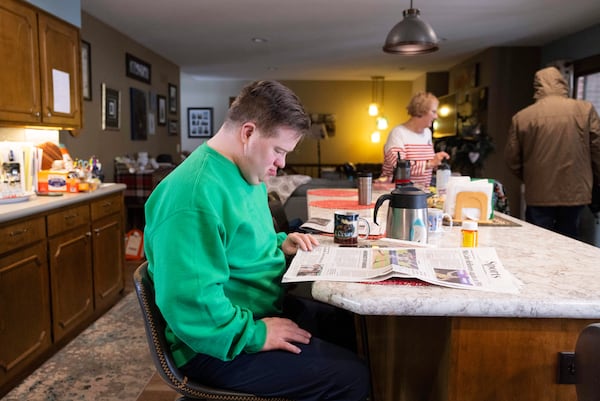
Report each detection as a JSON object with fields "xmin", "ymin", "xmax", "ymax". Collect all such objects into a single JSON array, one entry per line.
[
  {"xmin": 0, "ymin": 183, "xmax": 126, "ymax": 223},
  {"xmin": 311, "ymin": 212, "xmax": 600, "ymax": 319}
]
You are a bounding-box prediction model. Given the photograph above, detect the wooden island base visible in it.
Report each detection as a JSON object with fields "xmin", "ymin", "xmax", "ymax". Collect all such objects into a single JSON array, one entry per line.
[{"xmin": 360, "ymin": 316, "xmax": 595, "ymax": 401}]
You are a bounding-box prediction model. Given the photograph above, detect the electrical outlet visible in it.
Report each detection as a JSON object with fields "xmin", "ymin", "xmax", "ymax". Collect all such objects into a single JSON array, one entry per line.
[{"xmin": 557, "ymin": 352, "xmax": 576, "ymax": 384}]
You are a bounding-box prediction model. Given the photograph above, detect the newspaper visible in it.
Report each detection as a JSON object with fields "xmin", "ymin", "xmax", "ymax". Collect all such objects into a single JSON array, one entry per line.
[{"xmin": 283, "ymin": 246, "xmax": 522, "ymax": 294}]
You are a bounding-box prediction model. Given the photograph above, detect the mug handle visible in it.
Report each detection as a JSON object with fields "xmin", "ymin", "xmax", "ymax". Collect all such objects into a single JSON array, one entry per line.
[{"xmin": 357, "ymin": 217, "xmax": 371, "ymax": 239}]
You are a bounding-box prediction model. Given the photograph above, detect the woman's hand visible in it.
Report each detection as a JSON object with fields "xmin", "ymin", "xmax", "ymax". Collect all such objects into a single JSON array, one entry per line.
[
  {"xmin": 429, "ymin": 151, "xmax": 450, "ymax": 168},
  {"xmin": 281, "ymin": 232, "xmax": 319, "ymax": 255}
]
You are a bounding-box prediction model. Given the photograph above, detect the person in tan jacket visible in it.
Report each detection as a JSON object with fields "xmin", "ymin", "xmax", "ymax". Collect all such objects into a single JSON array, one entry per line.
[{"xmin": 505, "ymin": 66, "xmax": 600, "ymax": 239}]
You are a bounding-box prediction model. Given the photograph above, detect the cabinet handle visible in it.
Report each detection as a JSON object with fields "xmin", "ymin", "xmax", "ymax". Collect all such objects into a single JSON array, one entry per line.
[
  {"xmin": 47, "ymin": 112, "xmax": 52, "ymax": 117},
  {"xmin": 34, "ymin": 111, "xmax": 40, "ymax": 117},
  {"xmin": 63, "ymin": 213, "xmax": 79, "ymax": 221},
  {"xmin": 9, "ymin": 228, "xmax": 28, "ymax": 237}
]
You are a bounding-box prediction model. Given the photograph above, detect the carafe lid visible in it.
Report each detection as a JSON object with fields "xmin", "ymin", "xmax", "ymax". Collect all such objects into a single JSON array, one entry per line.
[{"xmin": 389, "ymin": 184, "xmax": 428, "ymax": 209}]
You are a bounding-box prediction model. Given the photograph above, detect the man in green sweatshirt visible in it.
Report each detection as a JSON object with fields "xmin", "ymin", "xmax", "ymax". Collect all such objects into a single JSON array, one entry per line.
[{"xmin": 144, "ymin": 80, "xmax": 370, "ymax": 401}]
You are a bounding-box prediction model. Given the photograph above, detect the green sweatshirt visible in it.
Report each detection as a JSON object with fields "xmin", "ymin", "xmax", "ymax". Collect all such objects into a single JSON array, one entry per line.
[{"xmin": 144, "ymin": 144, "xmax": 287, "ymax": 367}]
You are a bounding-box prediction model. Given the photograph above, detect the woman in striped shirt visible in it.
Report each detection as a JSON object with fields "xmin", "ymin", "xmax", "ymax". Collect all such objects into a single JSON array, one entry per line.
[{"xmin": 380, "ymin": 92, "xmax": 450, "ymax": 189}]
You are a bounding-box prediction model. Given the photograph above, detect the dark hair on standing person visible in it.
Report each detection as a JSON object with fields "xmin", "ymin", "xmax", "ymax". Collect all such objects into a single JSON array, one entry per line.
[{"xmin": 227, "ymin": 80, "xmax": 311, "ymax": 137}]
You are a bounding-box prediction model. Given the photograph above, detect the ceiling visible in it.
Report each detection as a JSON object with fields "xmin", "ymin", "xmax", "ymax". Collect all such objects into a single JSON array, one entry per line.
[{"xmin": 81, "ymin": 0, "xmax": 600, "ymax": 81}]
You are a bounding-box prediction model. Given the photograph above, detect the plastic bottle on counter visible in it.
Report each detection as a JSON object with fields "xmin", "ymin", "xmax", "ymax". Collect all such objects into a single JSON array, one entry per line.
[
  {"xmin": 461, "ymin": 220, "xmax": 479, "ymax": 247},
  {"xmin": 436, "ymin": 161, "xmax": 451, "ymax": 196}
]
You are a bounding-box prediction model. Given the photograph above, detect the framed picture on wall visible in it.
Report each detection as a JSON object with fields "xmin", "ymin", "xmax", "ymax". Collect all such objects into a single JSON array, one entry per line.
[
  {"xmin": 168, "ymin": 83, "xmax": 177, "ymax": 114},
  {"xmin": 126, "ymin": 53, "xmax": 151, "ymax": 84},
  {"xmin": 157, "ymin": 95, "xmax": 167, "ymax": 126},
  {"xmin": 81, "ymin": 40, "xmax": 92, "ymax": 100},
  {"xmin": 187, "ymin": 107, "xmax": 213, "ymax": 138},
  {"xmin": 168, "ymin": 119, "xmax": 178, "ymax": 136},
  {"xmin": 101, "ymin": 83, "xmax": 120, "ymax": 130},
  {"xmin": 130, "ymin": 87, "xmax": 148, "ymax": 140}
]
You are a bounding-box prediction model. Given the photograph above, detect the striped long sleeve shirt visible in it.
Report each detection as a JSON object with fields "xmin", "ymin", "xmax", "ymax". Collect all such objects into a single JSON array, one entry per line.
[{"xmin": 381, "ymin": 124, "xmax": 435, "ymax": 189}]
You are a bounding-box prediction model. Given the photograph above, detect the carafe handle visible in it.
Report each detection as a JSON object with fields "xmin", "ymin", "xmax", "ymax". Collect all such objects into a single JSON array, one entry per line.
[{"xmin": 373, "ymin": 194, "xmax": 391, "ymax": 225}]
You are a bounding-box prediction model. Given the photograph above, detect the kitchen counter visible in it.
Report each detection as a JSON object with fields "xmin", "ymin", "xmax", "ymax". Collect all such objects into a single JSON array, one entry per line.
[
  {"xmin": 0, "ymin": 183, "xmax": 126, "ymax": 223},
  {"xmin": 312, "ymin": 212, "xmax": 600, "ymax": 318},
  {"xmin": 306, "ymin": 190, "xmax": 600, "ymax": 401}
]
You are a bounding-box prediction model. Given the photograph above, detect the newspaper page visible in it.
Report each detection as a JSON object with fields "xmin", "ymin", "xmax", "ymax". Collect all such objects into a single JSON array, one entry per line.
[{"xmin": 283, "ymin": 246, "xmax": 521, "ymax": 294}]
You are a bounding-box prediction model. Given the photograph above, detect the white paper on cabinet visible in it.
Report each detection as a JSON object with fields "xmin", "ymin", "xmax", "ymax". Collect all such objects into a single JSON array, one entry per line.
[{"xmin": 52, "ymin": 69, "xmax": 71, "ymax": 114}]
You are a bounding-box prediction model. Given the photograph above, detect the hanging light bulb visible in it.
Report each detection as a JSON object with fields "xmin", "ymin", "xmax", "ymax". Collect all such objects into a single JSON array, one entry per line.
[
  {"xmin": 368, "ymin": 76, "xmax": 385, "ymax": 116},
  {"xmin": 371, "ymin": 131, "xmax": 381, "ymax": 143},
  {"xmin": 368, "ymin": 103, "xmax": 379, "ymax": 116},
  {"xmin": 376, "ymin": 116, "xmax": 389, "ymax": 130}
]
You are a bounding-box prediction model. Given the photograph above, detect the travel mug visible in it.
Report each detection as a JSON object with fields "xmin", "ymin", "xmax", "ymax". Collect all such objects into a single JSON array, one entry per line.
[{"xmin": 357, "ymin": 172, "xmax": 372, "ymax": 205}]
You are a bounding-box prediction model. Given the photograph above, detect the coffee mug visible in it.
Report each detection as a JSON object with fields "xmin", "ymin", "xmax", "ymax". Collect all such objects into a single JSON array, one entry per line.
[
  {"xmin": 333, "ymin": 211, "xmax": 370, "ymax": 245},
  {"xmin": 427, "ymin": 208, "xmax": 453, "ymax": 233}
]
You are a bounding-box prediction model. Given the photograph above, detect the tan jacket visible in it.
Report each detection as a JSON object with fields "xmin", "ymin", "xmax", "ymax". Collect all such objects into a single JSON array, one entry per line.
[{"xmin": 505, "ymin": 67, "xmax": 600, "ymax": 206}]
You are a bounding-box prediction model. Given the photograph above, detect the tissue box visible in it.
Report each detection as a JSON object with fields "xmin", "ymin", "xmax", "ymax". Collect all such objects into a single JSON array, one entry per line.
[{"xmin": 37, "ymin": 170, "xmax": 78, "ymax": 193}]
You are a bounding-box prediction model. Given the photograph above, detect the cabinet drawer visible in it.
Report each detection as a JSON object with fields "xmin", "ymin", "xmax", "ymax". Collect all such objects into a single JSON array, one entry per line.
[
  {"xmin": 0, "ymin": 217, "xmax": 45, "ymax": 254},
  {"xmin": 47, "ymin": 204, "xmax": 90, "ymax": 236},
  {"xmin": 91, "ymin": 194, "xmax": 122, "ymax": 221}
]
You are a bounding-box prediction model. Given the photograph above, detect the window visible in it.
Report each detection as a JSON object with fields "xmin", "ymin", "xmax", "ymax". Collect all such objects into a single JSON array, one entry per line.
[{"xmin": 574, "ymin": 54, "xmax": 600, "ymax": 111}]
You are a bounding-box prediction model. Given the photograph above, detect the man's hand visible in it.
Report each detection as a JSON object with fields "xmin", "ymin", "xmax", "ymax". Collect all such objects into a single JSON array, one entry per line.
[
  {"xmin": 260, "ymin": 317, "xmax": 311, "ymax": 353},
  {"xmin": 281, "ymin": 232, "xmax": 319, "ymax": 255}
]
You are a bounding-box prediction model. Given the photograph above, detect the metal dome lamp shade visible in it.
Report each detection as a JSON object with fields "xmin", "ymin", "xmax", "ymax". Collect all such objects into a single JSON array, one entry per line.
[{"xmin": 383, "ymin": 0, "xmax": 439, "ymax": 55}]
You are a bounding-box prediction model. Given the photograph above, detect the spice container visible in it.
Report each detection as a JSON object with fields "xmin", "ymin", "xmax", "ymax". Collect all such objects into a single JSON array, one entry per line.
[{"xmin": 461, "ymin": 220, "xmax": 479, "ymax": 247}]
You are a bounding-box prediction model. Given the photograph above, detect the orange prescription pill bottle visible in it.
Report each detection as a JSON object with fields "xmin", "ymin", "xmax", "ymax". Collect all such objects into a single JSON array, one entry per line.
[{"xmin": 461, "ymin": 220, "xmax": 479, "ymax": 247}]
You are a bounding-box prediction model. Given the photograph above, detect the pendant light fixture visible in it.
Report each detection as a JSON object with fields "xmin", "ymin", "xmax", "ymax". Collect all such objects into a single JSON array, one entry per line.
[
  {"xmin": 383, "ymin": 0, "xmax": 439, "ymax": 55},
  {"xmin": 368, "ymin": 76, "xmax": 389, "ymax": 139},
  {"xmin": 368, "ymin": 76, "xmax": 384, "ymax": 116}
]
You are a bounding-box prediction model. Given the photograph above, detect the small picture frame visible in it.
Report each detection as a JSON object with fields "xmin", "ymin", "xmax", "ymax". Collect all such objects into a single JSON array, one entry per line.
[
  {"xmin": 168, "ymin": 119, "xmax": 178, "ymax": 136},
  {"xmin": 187, "ymin": 107, "xmax": 213, "ymax": 138},
  {"xmin": 157, "ymin": 95, "xmax": 167, "ymax": 126},
  {"xmin": 168, "ymin": 83, "xmax": 177, "ymax": 114},
  {"xmin": 81, "ymin": 40, "xmax": 92, "ymax": 100},
  {"xmin": 126, "ymin": 53, "xmax": 151, "ymax": 84},
  {"xmin": 101, "ymin": 83, "xmax": 120, "ymax": 130},
  {"xmin": 130, "ymin": 87, "xmax": 148, "ymax": 140}
]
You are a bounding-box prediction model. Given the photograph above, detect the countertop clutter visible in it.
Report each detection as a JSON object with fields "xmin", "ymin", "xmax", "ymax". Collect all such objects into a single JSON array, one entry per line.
[{"xmin": 0, "ymin": 141, "xmax": 105, "ymax": 205}]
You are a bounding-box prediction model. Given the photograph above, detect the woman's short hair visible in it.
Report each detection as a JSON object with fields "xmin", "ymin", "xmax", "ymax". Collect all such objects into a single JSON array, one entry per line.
[
  {"xmin": 406, "ymin": 92, "xmax": 438, "ymax": 117},
  {"xmin": 227, "ymin": 80, "xmax": 310, "ymax": 138}
]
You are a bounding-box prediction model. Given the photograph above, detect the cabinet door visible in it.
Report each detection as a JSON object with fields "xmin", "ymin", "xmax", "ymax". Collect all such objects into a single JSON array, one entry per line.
[
  {"xmin": 0, "ymin": 0, "xmax": 41, "ymax": 124},
  {"xmin": 37, "ymin": 12, "xmax": 82, "ymax": 128},
  {"xmin": 92, "ymin": 214, "xmax": 124, "ymax": 311},
  {"xmin": 0, "ymin": 242, "xmax": 51, "ymax": 387},
  {"xmin": 48, "ymin": 226, "xmax": 93, "ymax": 342}
]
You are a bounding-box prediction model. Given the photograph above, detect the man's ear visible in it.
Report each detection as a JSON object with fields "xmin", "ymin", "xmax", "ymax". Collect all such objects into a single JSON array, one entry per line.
[{"xmin": 240, "ymin": 122, "xmax": 255, "ymax": 144}]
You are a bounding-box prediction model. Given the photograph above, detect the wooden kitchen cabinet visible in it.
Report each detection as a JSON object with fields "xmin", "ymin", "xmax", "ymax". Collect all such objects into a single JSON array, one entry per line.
[
  {"xmin": 0, "ymin": 217, "xmax": 51, "ymax": 389},
  {"xmin": 0, "ymin": 187, "xmax": 126, "ymax": 397},
  {"xmin": 90, "ymin": 193, "xmax": 125, "ymax": 312},
  {"xmin": 0, "ymin": 0, "xmax": 82, "ymax": 129},
  {"xmin": 47, "ymin": 204, "xmax": 94, "ymax": 342}
]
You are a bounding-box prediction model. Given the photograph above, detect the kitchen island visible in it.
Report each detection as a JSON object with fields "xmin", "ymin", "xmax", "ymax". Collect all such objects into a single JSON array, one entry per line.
[
  {"xmin": 0, "ymin": 183, "xmax": 127, "ymax": 396},
  {"xmin": 310, "ymin": 210, "xmax": 600, "ymax": 401}
]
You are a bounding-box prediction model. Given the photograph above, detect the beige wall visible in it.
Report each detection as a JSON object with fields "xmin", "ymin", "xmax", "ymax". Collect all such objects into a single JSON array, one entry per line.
[
  {"xmin": 279, "ymin": 80, "xmax": 413, "ymax": 165},
  {"xmin": 59, "ymin": 12, "xmax": 181, "ymax": 182}
]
